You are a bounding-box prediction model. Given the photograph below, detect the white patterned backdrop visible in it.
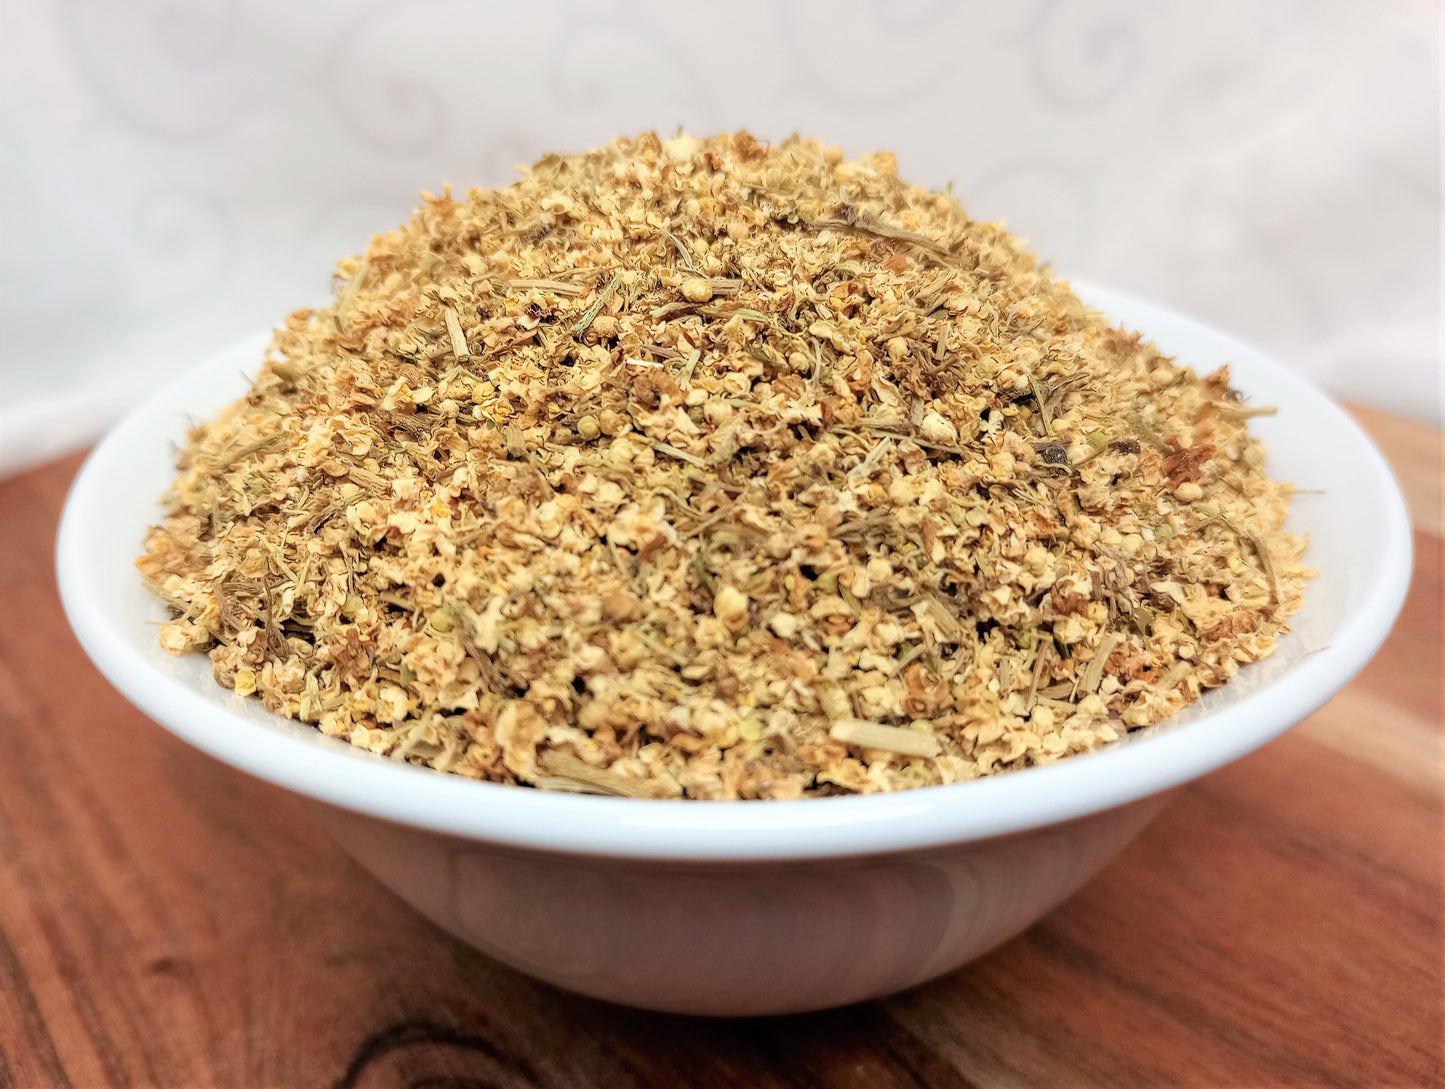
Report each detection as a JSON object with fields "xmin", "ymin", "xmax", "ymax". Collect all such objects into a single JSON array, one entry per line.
[{"xmin": 1, "ymin": 0, "xmax": 1439, "ymax": 475}]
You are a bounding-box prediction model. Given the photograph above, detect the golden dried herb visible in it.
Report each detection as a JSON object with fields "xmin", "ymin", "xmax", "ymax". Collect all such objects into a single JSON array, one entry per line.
[{"xmin": 138, "ymin": 131, "xmax": 1311, "ymax": 800}]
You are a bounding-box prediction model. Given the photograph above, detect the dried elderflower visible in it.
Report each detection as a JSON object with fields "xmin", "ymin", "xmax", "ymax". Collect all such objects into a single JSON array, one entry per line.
[{"xmin": 138, "ymin": 132, "xmax": 1311, "ymax": 800}]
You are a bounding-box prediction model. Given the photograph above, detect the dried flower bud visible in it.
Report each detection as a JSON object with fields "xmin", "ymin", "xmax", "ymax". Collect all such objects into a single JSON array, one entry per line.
[
  {"xmin": 920, "ymin": 411, "xmax": 958, "ymax": 444},
  {"xmin": 681, "ymin": 278, "xmax": 714, "ymax": 303},
  {"xmin": 597, "ymin": 408, "xmax": 629, "ymax": 436},
  {"xmin": 602, "ymin": 589, "xmax": 639, "ymax": 621},
  {"xmin": 713, "ymin": 585, "xmax": 749, "ymax": 632}
]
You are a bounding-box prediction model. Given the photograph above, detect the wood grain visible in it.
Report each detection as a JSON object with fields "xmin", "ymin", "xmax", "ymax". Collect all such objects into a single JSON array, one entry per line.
[
  {"xmin": 0, "ymin": 407, "xmax": 1439, "ymax": 1089},
  {"xmin": 1348, "ymin": 403, "xmax": 1443, "ymax": 536}
]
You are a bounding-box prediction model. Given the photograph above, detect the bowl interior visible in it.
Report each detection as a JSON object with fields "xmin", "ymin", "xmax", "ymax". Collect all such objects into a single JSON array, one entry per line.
[{"xmin": 56, "ymin": 280, "xmax": 1412, "ymax": 860}]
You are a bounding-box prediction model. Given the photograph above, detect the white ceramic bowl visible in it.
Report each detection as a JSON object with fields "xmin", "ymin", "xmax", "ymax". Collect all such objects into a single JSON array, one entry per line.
[{"xmin": 57, "ymin": 283, "xmax": 1412, "ymax": 1015}]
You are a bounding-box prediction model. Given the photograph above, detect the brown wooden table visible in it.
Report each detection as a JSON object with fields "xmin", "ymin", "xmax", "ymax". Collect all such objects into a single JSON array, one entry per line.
[{"xmin": 1, "ymin": 408, "xmax": 1439, "ymax": 1089}]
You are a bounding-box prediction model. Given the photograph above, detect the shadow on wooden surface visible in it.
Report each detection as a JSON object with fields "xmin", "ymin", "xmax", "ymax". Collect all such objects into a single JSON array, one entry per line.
[{"xmin": 0, "ymin": 423, "xmax": 1439, "ymax": 1088}]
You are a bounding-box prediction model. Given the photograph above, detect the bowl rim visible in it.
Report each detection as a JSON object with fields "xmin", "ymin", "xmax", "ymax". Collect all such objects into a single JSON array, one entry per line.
[{"xmin": 56, "ymin": 281, "xmax": 1414, "ymax": 861}]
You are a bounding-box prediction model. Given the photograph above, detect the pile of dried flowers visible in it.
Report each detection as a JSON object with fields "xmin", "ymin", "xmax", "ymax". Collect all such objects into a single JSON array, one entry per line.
[{"xmin": 139, "ymin": 132, "xmax": 1309, "ymax": 799}]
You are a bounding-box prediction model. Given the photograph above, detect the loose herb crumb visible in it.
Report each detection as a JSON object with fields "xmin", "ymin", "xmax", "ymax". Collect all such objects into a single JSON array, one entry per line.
[{"xmin": 138, "ymin": 132, "xmax": 1311, "ymax": 799}]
